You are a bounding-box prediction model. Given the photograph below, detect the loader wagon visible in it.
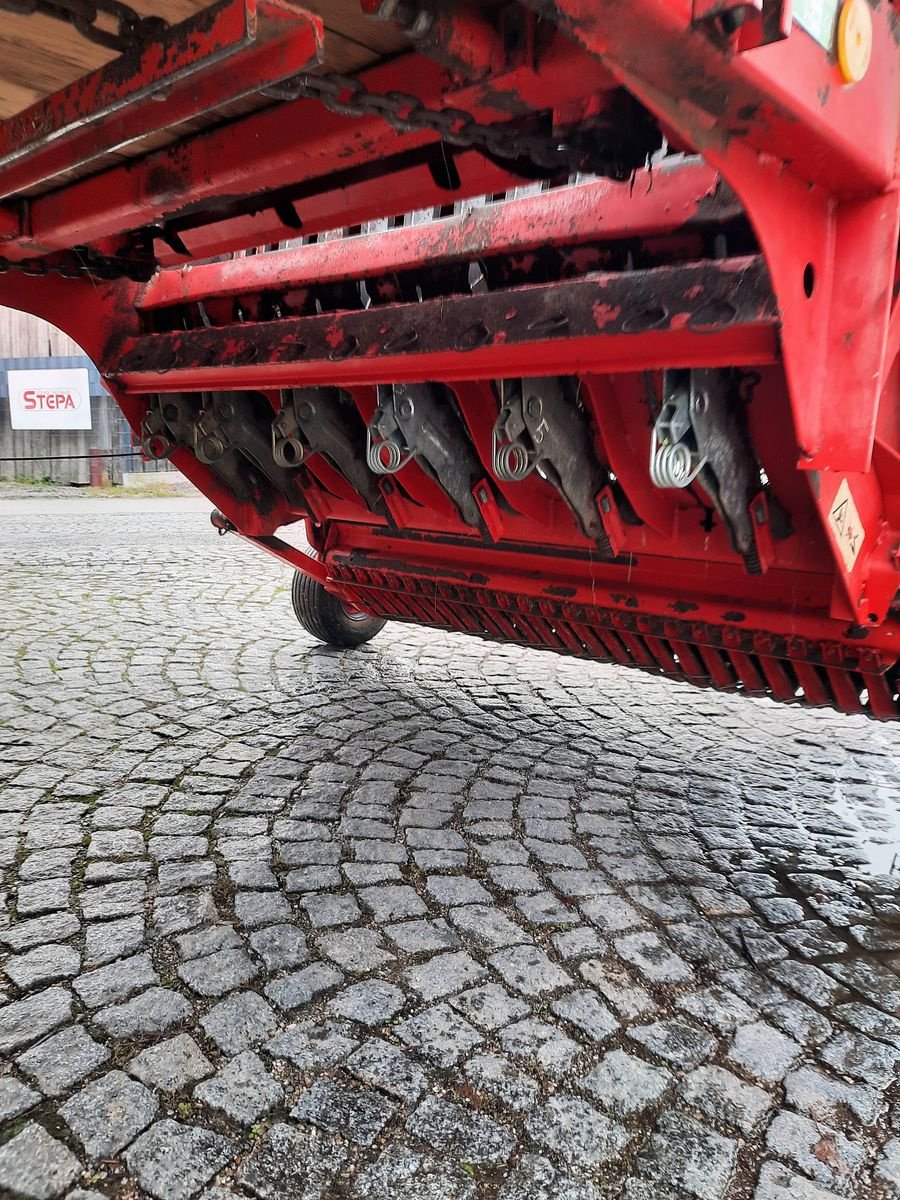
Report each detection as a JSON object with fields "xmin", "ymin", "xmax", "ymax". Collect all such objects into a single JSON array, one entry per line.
[{"xmin": 0, "ymin": 0, "xmax": 898, "ymax": 716}]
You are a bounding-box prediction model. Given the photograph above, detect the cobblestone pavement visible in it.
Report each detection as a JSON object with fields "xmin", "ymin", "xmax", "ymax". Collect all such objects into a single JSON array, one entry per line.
[{"xmin": 3, "ymin": 500, "xmax": 900, "ymax": 1200}]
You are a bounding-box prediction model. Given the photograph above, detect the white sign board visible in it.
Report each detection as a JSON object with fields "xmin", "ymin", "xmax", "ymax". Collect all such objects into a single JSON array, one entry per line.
[
  {"xmin": 793, "ymin": 0, "xmax": 840, "ymax": 48},
  {"xmin": 8, "ymin": 368, "xmax": 92, "ymax": 431}
]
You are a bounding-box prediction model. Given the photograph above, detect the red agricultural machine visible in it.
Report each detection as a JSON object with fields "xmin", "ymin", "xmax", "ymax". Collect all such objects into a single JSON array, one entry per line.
[{"xmin": 0, "ymin": 0, "xmax": 898, "ymax": 716}]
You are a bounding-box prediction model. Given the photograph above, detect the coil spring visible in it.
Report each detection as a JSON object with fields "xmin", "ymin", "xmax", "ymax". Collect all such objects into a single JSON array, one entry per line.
[
  {"xmin": 272, "ymin": 436, "xmax": 306, "ymax": 469},
  {"xmin": 649, "ymin": 440, "xmax": 704, "ymax": 489},
  {"xmin": 492, "ymin": 435, "xmax": 534, "ymax": 483},
  {"xmin": 367, "ymin": 429, "xmax": 409, "ymax": 475},
  {"xmin": 141, "ymin": 432, "xmax": 172, "ymax": 461}
]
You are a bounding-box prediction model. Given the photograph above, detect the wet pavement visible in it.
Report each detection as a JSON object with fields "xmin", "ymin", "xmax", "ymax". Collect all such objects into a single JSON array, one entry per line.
[{"xmin": 2, "ymin": 498, "xmax": 900, "ymax": 1200}]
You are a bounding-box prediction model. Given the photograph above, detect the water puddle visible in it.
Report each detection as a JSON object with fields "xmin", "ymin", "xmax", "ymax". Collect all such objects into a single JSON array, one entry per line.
[{"xmin": 831, "ymin": 781, "xmax": 900, "ymax": 877}]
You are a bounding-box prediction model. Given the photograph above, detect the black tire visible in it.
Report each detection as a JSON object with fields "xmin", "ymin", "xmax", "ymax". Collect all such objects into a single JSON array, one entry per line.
[{"xmin": 291, "ymin": 571, "xmax": 386, "ymax": 647}]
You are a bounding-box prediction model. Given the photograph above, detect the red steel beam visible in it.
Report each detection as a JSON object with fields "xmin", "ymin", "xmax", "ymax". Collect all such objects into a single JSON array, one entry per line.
[
  {"xmin": 521, "ymin": 0, "xmax": 899, "ymax": 196},
  {"xmin": 326, "ymin": 533, "xmax": 899, "ymax": 662},
  {"xmin": 0, "ymin": 0, "xmax": 324, "ymax": 203},
  {"xmin": 139, "ymin": 160, "xmax": 729, "ymax": 309},
  {"xmin": 18, "ymin": 33, "xmax": 613, "ymax": 254},
  {"xmin": 154, "ymin": 148, "xmax": 534, "ymax": 266},
  {"xmin": 110, "ymin": 256, "xmax": 779, "ymax": 393}
]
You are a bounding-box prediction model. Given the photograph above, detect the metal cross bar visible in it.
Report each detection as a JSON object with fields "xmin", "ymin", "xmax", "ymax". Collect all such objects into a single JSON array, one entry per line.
[
  {"xmin": 138, "ymin": 160, "xmax": 732, "ymax": 311},
  {"xmin": 110, "ymin": 256, "xmax": 778, "ymax": 394},
  {"xmin": 0, "ymin": 0, "xmax": 324, "ymax": 203}
]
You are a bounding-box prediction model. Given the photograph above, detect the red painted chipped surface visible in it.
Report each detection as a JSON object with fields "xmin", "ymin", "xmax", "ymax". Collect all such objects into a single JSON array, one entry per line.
[{"xmin": 0, "ymin": 0, "xmax": 897, "ymax": 716}]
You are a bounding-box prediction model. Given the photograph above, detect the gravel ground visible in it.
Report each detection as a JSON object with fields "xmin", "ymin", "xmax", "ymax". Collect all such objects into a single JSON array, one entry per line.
[{"xmin": 2, "ymin": 498, "xmax": 900, "ymax": 1200}]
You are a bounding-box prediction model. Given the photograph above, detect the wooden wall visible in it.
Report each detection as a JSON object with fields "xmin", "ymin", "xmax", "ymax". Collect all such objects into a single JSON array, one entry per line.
[{"xmin": 0, "ymin": 305, "xmax": 84, "ymax": 358}]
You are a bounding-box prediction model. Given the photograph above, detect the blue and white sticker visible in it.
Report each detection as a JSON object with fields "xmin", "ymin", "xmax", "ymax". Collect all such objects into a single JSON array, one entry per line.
[{"xmin": 793, "ymin": 0, "xmax": 841, "ymax": 49}]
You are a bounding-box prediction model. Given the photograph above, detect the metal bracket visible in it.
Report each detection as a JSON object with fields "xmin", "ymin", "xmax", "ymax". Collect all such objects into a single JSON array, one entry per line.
[
  {"xmin": 366, "ymin": 389, "xmax": 415, "ymax": 476},
  {"xmin": 492, "ymin": 377, "xmax": 612, "ymax": 551},
  {"xmin": 649, "ymin": 378, "xmax": 708, "ymax": 489},
  {"xmin": 652, "ymin": 368, "xmax": 783, "ymax": 574},
  {"xmin": 0, "ymin": 0, "xmax": 324, "ymax": 201},
  {"xmin": 367, "ymin": 383, "xmax": 486, "ymax": 528},
  {"xmin": 274, "ymin": 387, "xmax": 385, "ymax": 512}
]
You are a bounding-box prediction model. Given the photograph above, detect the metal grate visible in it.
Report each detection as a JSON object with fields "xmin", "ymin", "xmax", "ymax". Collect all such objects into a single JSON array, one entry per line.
[{"xmin": 331, "ymin": 562, "xmax": 900, "ymax": 721}]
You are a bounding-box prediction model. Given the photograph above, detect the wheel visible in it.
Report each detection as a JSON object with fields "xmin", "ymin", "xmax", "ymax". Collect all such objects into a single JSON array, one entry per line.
[{"xmin": 290, "ymin": 571, "xmax": 386, "ymax": 647}]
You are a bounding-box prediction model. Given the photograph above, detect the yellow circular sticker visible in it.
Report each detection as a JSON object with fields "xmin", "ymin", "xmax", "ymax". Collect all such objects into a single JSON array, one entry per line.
[{"xmin": 837, "ymin": 0, "xmax": 872, "ymax": 84}]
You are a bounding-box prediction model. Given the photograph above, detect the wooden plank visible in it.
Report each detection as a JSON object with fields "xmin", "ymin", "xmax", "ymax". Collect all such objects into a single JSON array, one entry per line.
[
  {"xmin": 0, "ymin": 305, "xmax": 84, "ymax": 354},
  {"xmin": 0, "ymin": 1, "xmax": 405, "ymax": 119}
]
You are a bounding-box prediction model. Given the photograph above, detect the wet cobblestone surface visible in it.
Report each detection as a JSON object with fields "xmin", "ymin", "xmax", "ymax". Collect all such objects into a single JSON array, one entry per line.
[{"xmin": 2, "ymin": 499, "xmax": 900, "ymax": 1199}]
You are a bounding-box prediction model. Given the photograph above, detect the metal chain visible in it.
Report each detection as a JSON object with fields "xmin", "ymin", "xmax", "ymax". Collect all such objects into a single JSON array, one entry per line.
[
  {"xmin": 0, "ymin": 0, "xmax": 168, "ymax": 54},
  {"xmin": 263, "ymin": 72, "xmax": 630, "ymax": 180},
  {"xmin": 0, "ymin": 248, "xmax": 155, "ymax": 282}
]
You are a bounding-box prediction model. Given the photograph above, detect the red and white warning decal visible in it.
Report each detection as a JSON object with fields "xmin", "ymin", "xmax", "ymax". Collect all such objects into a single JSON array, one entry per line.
[{"xmin": 828, "ymin": 478, "xmax": 865, "ymax": 572}]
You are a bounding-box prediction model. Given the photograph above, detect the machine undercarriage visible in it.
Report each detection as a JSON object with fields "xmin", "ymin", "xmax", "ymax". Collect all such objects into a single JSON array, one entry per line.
[{"xmin": 1, "ymin": 0, "xmax": 898, "ymax": 716}]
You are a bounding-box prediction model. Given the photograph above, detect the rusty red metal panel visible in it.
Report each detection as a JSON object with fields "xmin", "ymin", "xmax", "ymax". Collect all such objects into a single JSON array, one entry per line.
[
  {"xmin": 0, "ymin": 0, "xmax": 895, "ymax": 721},
  {"xmin": 522, "ymin": 0, "xmax": 898, "ymax": 194},
  {"xmin": 18, "ymin": 30, "xmax": 614, "ymax": 254},
  {"xmin": 111, "ymin": 256, "xmax": 779, "ymax": 392},
  {"xmin": 138, "ymin": 161, "xmax": 728, "ymax": 309},
  {"xmin": 0, "ymin": 0, "xmax": 324, "ymax": 201}
]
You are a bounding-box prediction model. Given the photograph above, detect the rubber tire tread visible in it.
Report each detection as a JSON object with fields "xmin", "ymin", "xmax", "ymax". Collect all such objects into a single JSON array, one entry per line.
[{"xmin": 291, "ymin": 571, "xmax": 386, "ymax": 646}]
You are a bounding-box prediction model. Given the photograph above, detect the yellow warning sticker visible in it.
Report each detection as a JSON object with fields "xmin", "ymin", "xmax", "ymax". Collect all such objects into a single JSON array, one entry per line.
[{"xmin": 828, "ymin": 478, "xmax": 865, "ymax": 572}]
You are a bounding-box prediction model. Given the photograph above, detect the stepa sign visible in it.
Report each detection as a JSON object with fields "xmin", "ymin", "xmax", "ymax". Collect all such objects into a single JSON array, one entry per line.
[{"xmin": 8, "ymin": 368, "xmax": 92, "ymax": 431}]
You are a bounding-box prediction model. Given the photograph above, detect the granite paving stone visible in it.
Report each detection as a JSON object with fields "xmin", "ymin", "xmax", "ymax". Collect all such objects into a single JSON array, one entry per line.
[
  {"xmin": 396, "ymin": 1003, "xmax": 483, "ymax": 1066},
  {"xmin": 406, "ymin": 1095, "xmax": 515, "ymax": 1162},
  {"xmin": 765, "ymin": 1111, "xmax": 866, "ymax": 1189},
  {"xmin": 17, "ymin": 1024, "xmax": 110, "ymax": 1097},
  {"xmin": 194, "ymin": 1050, "xmax": 283, "ymax": 1125},
  {"xmin": 247, "ymin": 923, "xmax": 308, "ymax": 971},
  {"xmin": 4, "ymin": 503, "xmax": 900, "ymax": 1200},
  {"xmin": 292, "ymin": 1077, "xmax": 397, "ymax": 1146},
  {"xmin": 499, "ymin": 1017, "xmax": 580, "ymax": 1080},
  {"xmin": 0, "ymin": 987, "xmax": 72, "ymax": 1054},
  {"xmin": 637, "ymin": 1111, "xmax": 737, "ymax": 1200},
  {"xmin": 236, "ymin": 1121, "xmax": 347, "ymax": 1199},
  {"xmin": 580, "ymin": 1049, "xmax": 671, "ymax": 1116},
  {"xmin": 94, "ymin": 987, "xmax": 192, "ymax": 1038},
  {"xmin": 73, "ymin": 953, "xmax": 158, "ymax": 1009},
  {"xmin": 5, "ymin": 944, "xmax": 81, "ymax": 990},
  {"xmin": 351, "ymin": 1141, "xmax": 475, "ymax": 1200},
  {"xmin": 128, "ymin": 1034, "xmax": 214, "ymax": 1091},
  {"xmin": 327, "ymin": 978, "xmax": 405, "ymax": 1025},
  {"xmin": 526, "ymin": 1095, "xmax": 631, "ymax": 1168},
  {"xmin": 200, "ymin": 990, "xmax": 279, "ymax": 1055},
  {"xmin": 627, "ymin": 1017, "xmax": 719, "ymax": 1069},
  {"xmin": 404, "ymin": 950, "xmax": 487, "ymax": 1000},
  {"xmin": 345, "ymin": 1037, "xmax": 427, "ymax": 1103},
  {"xmin": 681, "ymin": 1065, "xmax": 773, "ymax": 1134},
  {"xmin": 0, "ymin": 1124, "xmax": 81, "ymax": 1200},
  {"xmin": 448, "ymin": 982, "xmax": 530, "ymax": 1031},
  {"xmin": 266, "ymin": 1018, "xmax": 358, "ymax": 1070},
  {"xmin": 83, "ymin": 916, "xmax": 144, "ymax": 967},
  {"xmin": 488, "ymin": 945, "xmax": 573, "ymax": 996},
  {"xmin": 726, "ymin": 1020, "xmax": 802, "ymax": 1085},
  {"xmin": 125, "ymin": 1120, "xmax": 236, "ymax": 1200},
  {"xmin": 463, "ymin": 1052, "xmax": 540, "ymax": 1112},
  {"xmin": 177, "ymin": 949, "xmax": 257, "ymax": 997},
  {"xmin": 60, "ymin": 1069, "xmax": 158, "ymax": 1157},
  {"xmin": 0, "ymin": 1076, "xmax": 40, "ymax": 1123}
]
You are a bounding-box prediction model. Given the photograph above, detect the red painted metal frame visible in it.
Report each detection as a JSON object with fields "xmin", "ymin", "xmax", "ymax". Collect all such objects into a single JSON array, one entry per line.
[
  {"xmin": 0, "ymin": 0, "xmax": 897, "ymax": 717},
  {"xmin": 0, "ymin": 0, "xmax": 324, "ymax": 201},
  {"xmin": 518, "ymin": 0, "xmax": 900, "ymax": 480},
  {"xmin": 111, "ymin": 256, "xmax": 779, "ymax": 391},
  {"xmin": 138, "ymin": 161, "xmax": 731, "ymax": 309},
  {"xmin": 6, "ymin": 27, "xmax": 614, "ymax": 256}
]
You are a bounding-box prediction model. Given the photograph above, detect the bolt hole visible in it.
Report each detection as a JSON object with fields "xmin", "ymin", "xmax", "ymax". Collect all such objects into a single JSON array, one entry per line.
[
  {"xmin": 803, "ymin": 262, "xmax": 815, "ymax": 298},
  {"xmin": 868, "ymin": 612, "xmax": 879, "ymax": 624}
]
